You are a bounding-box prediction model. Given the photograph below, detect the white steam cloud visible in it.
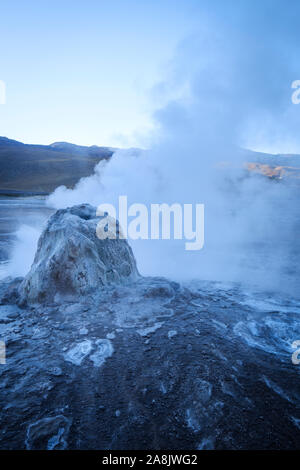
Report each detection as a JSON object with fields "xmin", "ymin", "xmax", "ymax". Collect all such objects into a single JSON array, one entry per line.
[
  {"xmin": 46, "ymin": 10, "xmax": 299, "ymax": 295},
  {"xmin": 7, "ymin": 3, "xmax": 300, "ymax": 296},
  {"xmin": 3, "ymin": 225, "xmax": 41, "ymax": 278}
]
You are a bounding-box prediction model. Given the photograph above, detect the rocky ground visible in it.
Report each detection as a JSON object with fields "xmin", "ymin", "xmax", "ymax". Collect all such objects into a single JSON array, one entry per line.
[
  {"xmin": 0, "ymin": 205, "xmax": 299, "ymax": 450},
  {"xmin": 1, "ymin": 277, "xmax": 300, "ymax": 449}
]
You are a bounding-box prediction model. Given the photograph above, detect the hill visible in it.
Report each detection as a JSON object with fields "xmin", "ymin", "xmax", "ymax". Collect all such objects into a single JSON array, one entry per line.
[
  {"xmin": 1, "ymin": 137, "xmax": 300, "ymax": 196},
  {"xmin": 0, "ymin": 137, "xmax": 114, "ymax": 194}
]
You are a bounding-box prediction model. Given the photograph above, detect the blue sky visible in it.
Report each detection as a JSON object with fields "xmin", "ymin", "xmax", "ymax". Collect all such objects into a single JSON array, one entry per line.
[
  {"xmin": 0, "ymin": 0, "xmax": 199, "ymax": 147},
  {"xmin": 1, "ymin": 0, "xmax": 300, "ymax": 152}
]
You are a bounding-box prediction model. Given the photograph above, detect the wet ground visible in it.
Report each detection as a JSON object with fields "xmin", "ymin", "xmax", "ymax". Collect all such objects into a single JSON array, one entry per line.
[{"xmin": 0, "ymin": 276, "xmax": 299, "ymax": 449}]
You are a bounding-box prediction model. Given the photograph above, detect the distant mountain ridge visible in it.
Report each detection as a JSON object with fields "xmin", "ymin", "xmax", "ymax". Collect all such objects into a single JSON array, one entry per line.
[
  {"xmin": 0, "ymin": 137, "xmax": 114, "ymax": 194},
  {"xmin": 0, "ymin": 136, "xmax": 300, "ymax": 195}
]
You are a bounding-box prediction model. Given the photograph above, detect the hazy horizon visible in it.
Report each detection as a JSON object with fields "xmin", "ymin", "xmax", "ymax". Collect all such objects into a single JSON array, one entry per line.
[{"xmin": 1, "ymin": 0, "xmax": 300, "ymax": 153}]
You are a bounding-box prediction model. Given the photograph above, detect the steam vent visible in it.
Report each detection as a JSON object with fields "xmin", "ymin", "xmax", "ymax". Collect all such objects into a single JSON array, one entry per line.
[{"xmin": 18, "ymin": 204, "xmax": 139, "ymax": 303}]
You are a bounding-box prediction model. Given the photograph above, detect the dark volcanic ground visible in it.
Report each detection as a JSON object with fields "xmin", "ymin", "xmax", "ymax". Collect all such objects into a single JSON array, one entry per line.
[{"xmin": 0, "ymin": 276, "xmax": 299, "ymax": 450}]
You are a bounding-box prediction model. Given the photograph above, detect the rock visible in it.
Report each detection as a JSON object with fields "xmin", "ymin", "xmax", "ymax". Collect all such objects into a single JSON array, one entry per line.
[
  {"xmin": 168, "ymin": 330, "xmax": 177, "ymax": 339},
  {"xmin": 90, "ymin": 339, "xmax": 114, "ymax": 367},
  {"xmin": 79, "ymin": 327, "xmax": 88, "ymax": 335},
  {"xmin": 49, "ymin": 366, "xmax": 63, "ymax": 376},
  {"xmin": 0, "ymin": 277, "xmax": 23, "ymax": 305},
  {"xmin": 106, "ymin": 332, "xmax": 116, "ymax": 339},
  {"xmin": 64, "ymin": 340, "xmax": 92, "ymax": 366},
  {"xmin": 143, "ymin": 279, "xmax": 175, "ymax": 298},
  {"xmin": 18, "ymin": 204, "xmax": 139, "ymax": 303},
  {"xmin": 137, "ymin": 322, "xmax": 163, "ymax": 337},
  {"xmin": 64, "ymin": 303, "xmax": 84, "ymax": 315},
  {"xmin": 25, "ymin": 415, "xmax": 72, "ymax": 450}
]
